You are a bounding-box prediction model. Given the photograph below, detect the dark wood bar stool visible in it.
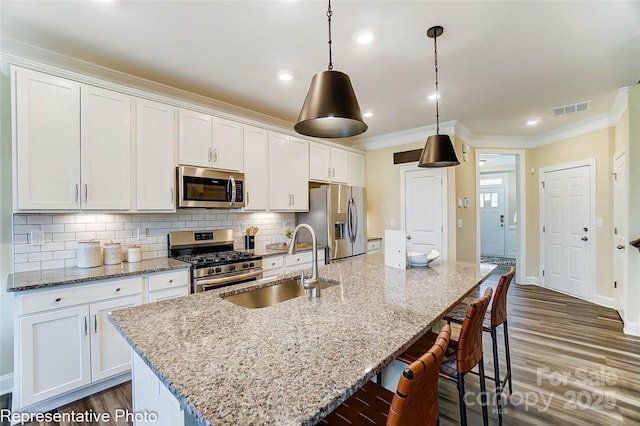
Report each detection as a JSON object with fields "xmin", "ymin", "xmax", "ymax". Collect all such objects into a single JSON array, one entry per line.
[
  {"xmin": 443, "ymin": 267, "xmax": 515, "ymax": 424},
  {"xmin": 321, "ymin": 325, "xmax": 451, "ymax": 426},
  {"xmin": 396, "ymin": 288, "xmax": 493, "ymax": 426}
]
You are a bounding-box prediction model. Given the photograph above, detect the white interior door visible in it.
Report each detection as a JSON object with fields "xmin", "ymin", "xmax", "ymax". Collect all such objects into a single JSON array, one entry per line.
[
  {"xmin": 613, "ymin": 149, "xmax": 628, "ymax": 318},
  {"xmin": 403, "ymin": 169, "xmax": 444, "ymax": 257},
  {"xmin": 542, "ymin": 165, "xmax": 592, "ymax": 299},
  {"xmin": 480, "ymin": 176, "xmax": 507, "ymax": 256}
]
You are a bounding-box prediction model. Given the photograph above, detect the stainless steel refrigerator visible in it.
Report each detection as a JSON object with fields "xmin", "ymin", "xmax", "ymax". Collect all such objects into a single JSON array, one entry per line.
[{"xmin": 296, "ymin": 185, "xmax": 367, "ymax": 261}]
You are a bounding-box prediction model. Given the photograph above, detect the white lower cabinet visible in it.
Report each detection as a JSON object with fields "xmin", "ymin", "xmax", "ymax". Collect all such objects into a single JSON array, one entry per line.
[
  {"xmin": 262, "ymin": 251, "xmax": 326, "ymax": 277},
  {"xmin": 14, "ymin": 269, "xmax": 190, "ymax": 412},
  {"xmin": 19, "ymin": 305, "xmax": 91, "ymax": 407}
]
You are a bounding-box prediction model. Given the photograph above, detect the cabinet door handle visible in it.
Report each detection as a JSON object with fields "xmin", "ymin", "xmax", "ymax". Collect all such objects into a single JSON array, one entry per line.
[
  {"xmin": 55, "ymin": 297, "xmax": 62, "ymax": 302},
  {"xmin": 84, "ymin": 184, "xmax": 88, "ymax": 202},
  {"xmin": 213, "ymin": 148, "xmax": 218, "ymax": 163},
  {"xmin": 169, "ymin": 188, "xmax": 174, "ymax": 203},
  {"xmin": 74, "ymin": 184, "xmax": 79, "ymax": 203},
  {"xmin": 246, "ymin": 192, "xmax": 249, "ymax": 205},
  {"xmin": 291, "ymin": 194, "xmax": 295, "ymax": 206},
  {"xmin": 94, "ymin": 314, "xmax": 98, "ymax": 333},
  {"xmin": 115, "ymin": 287, "xmax": 121, "ymax": 292},
  {"xmin": 84, "ymin": 316, "xmax": 88, "ymax": 336},
  {"xmin": 332, "ymin": 168, "xmax": 335, "ymax": 178},
  {"xmin": 328, "ymin": 167, "xmax": 331, "ymax": 178},
  {"xmin": 208, "ymin": 148, "xmax": 212, "ymax": 162}
]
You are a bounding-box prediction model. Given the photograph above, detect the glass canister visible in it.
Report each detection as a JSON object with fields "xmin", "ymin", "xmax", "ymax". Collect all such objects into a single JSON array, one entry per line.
[
  {"xmin": 77, "ymin": 240, "xmax": 102, "ymax": 268},
  {"xmin": 103, "ymin": 242, "xmax": 122, "ymax": 265}
]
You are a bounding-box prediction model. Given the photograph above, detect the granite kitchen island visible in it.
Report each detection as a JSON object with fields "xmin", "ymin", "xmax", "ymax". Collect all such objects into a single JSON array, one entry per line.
[{"xmin": 109, "ymin": 254, "xmax": 496, "ymax": 425}]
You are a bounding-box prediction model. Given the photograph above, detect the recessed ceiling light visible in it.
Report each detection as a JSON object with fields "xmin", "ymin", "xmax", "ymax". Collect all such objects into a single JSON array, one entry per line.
[
  {"xmin": 363, "ymin": 111, "xmax": 374, "ymax": 118},
  {"xmin": 526, "ymin": 119, "xmax": 540, "ymax": 126},
  {"xmin": 355, "ymin": 31, "xmax": 375, "ymax": 45},
  {"xmin": 428, "ymin": 93, "xmax": 440, "ymax": 101},
  {"xmin": 278, "ymin": 72, "xmax": 293, "ymax": 81}
]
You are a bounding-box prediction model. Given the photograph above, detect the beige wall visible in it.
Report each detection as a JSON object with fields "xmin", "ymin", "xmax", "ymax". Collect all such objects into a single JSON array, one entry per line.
[
  {"xmin": 365, "ymin": 136, "xmax": 475, "ymax": 261},
  {"xmin": 525, "ymin": 128, "xmax": 614, "ymax": 298},
  {"xmin": 615, "ymin": 108, "xmax": 629, "ymax": 151}
]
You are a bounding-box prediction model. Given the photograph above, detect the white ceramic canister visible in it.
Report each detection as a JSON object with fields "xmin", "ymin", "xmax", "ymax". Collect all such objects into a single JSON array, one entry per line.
[
  {"xmin": 77, "ymin": 240, "xmax": 102, "ymax": 268},
  {"xmin": 103, "ymin": 242, "xmax": 122, "ymax": 265},
  {"xmin": 127, "ymin": 245, "xmax": 142, "ymax": 263}
]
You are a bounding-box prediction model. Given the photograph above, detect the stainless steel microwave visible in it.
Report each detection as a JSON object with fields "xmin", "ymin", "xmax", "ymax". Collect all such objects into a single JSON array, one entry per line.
[{"xmin": 177, "ymin": 166, "xmax": 244, "ymax": 208}]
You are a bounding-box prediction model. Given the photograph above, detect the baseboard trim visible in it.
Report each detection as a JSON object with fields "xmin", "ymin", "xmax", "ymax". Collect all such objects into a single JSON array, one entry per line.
[
  {"xmin": 522, "ymin": 276, "xmax": 540, "ymax": 285},
  {"xmin": 0, "ymin": 373, "xmax": 13, "ymax": 396},
  {"xmin": 623, "ymin": 320, "xmax": 640, "ymax": 337},
  {"xmin": 592, "ymin": 294, "xmax": 616, "ymax": 309}
]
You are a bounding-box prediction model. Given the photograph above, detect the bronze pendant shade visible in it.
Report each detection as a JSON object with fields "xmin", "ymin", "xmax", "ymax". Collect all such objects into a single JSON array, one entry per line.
[
  {"xmin": 294, "ymin": 70, "xmax": 368, "ymax": 138},
  {"xmin": 418, "ymin": 25, "xmax": 459, "ymax": 168},
  {"xmin": 295, "ymin": 0, "xmax": 367, "ymax": 139}
]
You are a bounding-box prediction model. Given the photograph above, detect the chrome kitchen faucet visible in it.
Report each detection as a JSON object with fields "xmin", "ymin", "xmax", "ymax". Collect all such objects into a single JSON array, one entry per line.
[{"xmin": 288, "ymin": 224, "xmax": 320, "ymax": 298}]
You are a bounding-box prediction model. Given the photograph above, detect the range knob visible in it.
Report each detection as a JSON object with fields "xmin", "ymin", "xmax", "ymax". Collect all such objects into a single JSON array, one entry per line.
[
  {"xmin": 229, "ymin": 265, "xmax": 236, "ymax": 271},
  {"xmin": 249, "ymin": 262, "xmax": 255, "ymax": 268},
  {"xmin": 215, "ymin": 267, "xmax": 222, "ymax": 273},
  {"xmin": 242, "ymin": 263, "xmax": 249, "ymax": 269},
  {"xmin": 208, "ymin": 268, "xmax": 215, "ymax": 275}
]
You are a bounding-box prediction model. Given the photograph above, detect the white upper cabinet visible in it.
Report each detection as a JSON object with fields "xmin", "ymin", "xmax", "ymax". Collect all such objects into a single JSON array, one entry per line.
[
  {"xmin": 178, "ymin": 110, "xmax": 243, "ymax": 171},
  {"xmin": 330, "ymin": 147, "xmax": 349, "ymax": 184},
  {"xmin": 15, "ymin": 68, "xmax": 81, "ymax": 210},
  {"xmin": 268, "ymin": 133, "xmax": 309, "ymax": 211},
  {"xmin": 178, "ymin": 108, "xmax": 212, "ymax": 168},
  {"xmin": 14, "ymin": 68, "xmax": 132, "ymax": 211},
  {"xmin": 348, "ymin": 151, "xmax": 366, "ymax": 187},
  {"xmin": 80, "ymin": 86, "xmax": 132, "ymax": 210},
  {"xmin": 136, "ymin": 99, "xmax": 176, "ymax": 211},
  {"xmin": 243, "ymin": 125, "xmax": 269, "ymax": 211},
  {"xmin": 212, "ymin": 117, "xmax": 243, "ymax": 171},
  {"xmin": 308, "ymin": 142, "xmax": 348, "ymax": 184},
  {"xmin": 309, "ymin": 142, "xmax": 331, "ymax": 182}
]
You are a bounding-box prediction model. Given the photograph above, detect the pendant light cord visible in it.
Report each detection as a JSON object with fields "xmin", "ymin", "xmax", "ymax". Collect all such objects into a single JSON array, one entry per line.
[
  {"xmin": 433, "ymin": 31, "xmax": 440, "ymax": 135},
  {"xmin": 327, "ymin": 0, "xmax": 333, "ymax": 71}
]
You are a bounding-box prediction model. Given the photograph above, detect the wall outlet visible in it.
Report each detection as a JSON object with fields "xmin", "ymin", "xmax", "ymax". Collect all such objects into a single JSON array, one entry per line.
[
  {"xmin": 390, "ymin": 218, "xmax": 396, "ymax": 227},
  {"xmin": 30, "ymin": 230, "xmax": 45, "ymax": 246}
]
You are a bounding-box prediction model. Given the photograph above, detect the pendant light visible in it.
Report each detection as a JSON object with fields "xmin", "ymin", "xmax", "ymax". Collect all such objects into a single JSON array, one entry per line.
[
  {"xmin": 294, "ymin": 0, "xmax": 368, "ymax": 138},
  {"xmin": 418, "ymin": 25, "xmax": 460, "ymax": 168}
]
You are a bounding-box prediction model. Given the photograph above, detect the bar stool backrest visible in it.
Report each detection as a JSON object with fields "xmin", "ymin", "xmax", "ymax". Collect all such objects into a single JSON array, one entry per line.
[
  {"xmin": 388, "ymin": 325, "xmax": 452, "ymax": 426},
  {"xmin": 457, "ymin": 287, "xmax": 493, "ymax": 374},
  {"xmin": 490, "ymin": 267, "xmax": 515, "ymax": 327}
]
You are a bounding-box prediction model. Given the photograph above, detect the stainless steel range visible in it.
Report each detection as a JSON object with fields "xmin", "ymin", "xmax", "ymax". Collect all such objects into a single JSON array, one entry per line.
[{"xmin": 168, "ymin": 230, "xmax": 263, "ymax": 293}]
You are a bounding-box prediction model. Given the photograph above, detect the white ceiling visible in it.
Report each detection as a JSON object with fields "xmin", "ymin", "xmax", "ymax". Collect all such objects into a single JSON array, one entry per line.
[{"xmin": 2, "ymin": 1, "xmax": 639, "ymax": 143}]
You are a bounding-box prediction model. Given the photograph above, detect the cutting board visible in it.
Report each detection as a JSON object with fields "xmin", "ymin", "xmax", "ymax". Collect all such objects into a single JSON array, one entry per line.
[{"xmin": 384, "ymin": 230, "xmax": 407, "ymax": 269}]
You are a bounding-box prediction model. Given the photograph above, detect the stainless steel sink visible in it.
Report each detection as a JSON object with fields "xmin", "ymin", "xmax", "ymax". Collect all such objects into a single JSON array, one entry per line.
[{"xmin": 222, "ymin": 277, "xmax": 338, "ymax": 309}]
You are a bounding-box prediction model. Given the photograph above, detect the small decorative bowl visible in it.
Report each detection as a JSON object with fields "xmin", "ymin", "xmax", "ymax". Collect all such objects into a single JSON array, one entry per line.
[{"xmin": 408, "ymin": 249, "xmax": 440, "ymax": 267}]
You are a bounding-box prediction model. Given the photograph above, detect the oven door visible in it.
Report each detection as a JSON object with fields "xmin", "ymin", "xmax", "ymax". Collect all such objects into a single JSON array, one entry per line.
[
  {"xmin": 177, "ymin": 166, "xmax": 244, "ymax": 208},
  {"xmin": 194, "ymin": 268, "xmax": 263, "ymax": 293}
]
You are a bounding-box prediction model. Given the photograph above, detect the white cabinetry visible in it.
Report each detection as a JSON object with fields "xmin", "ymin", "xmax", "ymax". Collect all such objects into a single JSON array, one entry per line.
[
  {"xmin": 268, "ymin": 133, "xmax": 309, "ymax": 211},
  {"xmin": 136, "ymin": 99, "xmax": 176, "ymax": 211},
  {"xmin": 19, "ymin": 305, "xmax": 91, "ymax": 406},
  {"xmin": 262, "ymin": 251, "xmax": 325, "ymax": 277},
  {"xmin": 13, "ymin": 269, "xmax": 189, "ymax": 412},
  {"xmin": 80, "ymin": 85, "xmax": 132, "ymax": 210},
  {"xmin": 348, "ymin": 152, "xmax": 366, "ymax": 187},
  {"xmin": 178, "ymin": 109, "xmax": 243, "ymax": 171},
  {"xmin": 308, "ymin": 143, "xmax": 348, "ymax": 184},
  {"xmin": 243, "ymin": 125, "xmax": 269, "ymax": 211},
  {"xmin": 13, "ymin": 67, "xmax": 132, "ymax": 211},
  {"xmin": 15, "ymin": 68, "xmax": 80, "ymax": 210}
]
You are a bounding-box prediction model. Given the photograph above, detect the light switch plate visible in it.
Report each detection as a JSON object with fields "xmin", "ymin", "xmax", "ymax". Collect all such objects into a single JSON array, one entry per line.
[
  {"xmin": 596, "ymin": 218, "xmax": 603, "ymax": 228},
  {"xmin": 457, "ymin": 219, "xmax": 463, "ymax": 228},
  {"xmin": 31, "ymin": 230, "xmax": 45, "ymax": 246}
]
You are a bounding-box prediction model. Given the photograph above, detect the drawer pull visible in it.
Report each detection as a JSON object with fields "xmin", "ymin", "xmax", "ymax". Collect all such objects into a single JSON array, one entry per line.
[
  {"xmin": 115, "ymin": 287, "xmax": 121, "ymax": 292},
  {"xmin": 168, "ymin": 279, "xmax": 173, "ymax": 284},
  {"xmin": 271, "ymin": 262, "xmax": 276, "ymax": 266},
  {"xmin": 55, "ymin": 297, "xmax": 62, "ymax": 302}
]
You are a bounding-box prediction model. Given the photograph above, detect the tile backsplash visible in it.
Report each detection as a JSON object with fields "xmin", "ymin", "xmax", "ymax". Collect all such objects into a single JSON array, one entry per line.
[{"xmin": 12, "ymin": 210, "xmax": 295, "ymax": 273}]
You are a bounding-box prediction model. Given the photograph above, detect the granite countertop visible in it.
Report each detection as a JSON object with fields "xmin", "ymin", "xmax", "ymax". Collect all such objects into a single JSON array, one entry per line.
[
  {"xmin": 7, "ymin": 258, "xmax": 191, "ymax": 292},
  {"xmin": 109, "ymin": 254, "xmax": 495, "ymax": 426},
  {"xmin": 367, "ymin": 236, "xmax": 382, "ymax": 241}
]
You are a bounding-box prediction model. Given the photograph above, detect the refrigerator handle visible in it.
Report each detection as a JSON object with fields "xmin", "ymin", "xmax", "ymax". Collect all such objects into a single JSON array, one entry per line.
[
  {"xmin": 352, "ymin": 198, "xmax": 359, "ymax": 243},
  {"xmin": 346, "ymin": 198, "xmax": 354, "ymax": 243}
]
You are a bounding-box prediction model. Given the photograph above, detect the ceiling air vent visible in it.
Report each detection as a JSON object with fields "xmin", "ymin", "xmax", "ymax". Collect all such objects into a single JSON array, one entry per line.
[{"xmin": 551, "ymin": 101, "xmax": 591, "ymax": 116}]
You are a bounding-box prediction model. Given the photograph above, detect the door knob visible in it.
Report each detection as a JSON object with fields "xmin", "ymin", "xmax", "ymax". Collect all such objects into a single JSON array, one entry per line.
[
  {"xmin": 581, "ymin": 236, "xmax": 588, "ymax": 241},
  {"xmin": 583, "ymin": 227, "xmax": 588, "ymax": 232},
  {"xmin": 406, "ymin": 235, "xmax": 411, "ymax": 240},
  {"xmin": 617, "ymin": 244, "xmax": 625, "ymax": 250}
]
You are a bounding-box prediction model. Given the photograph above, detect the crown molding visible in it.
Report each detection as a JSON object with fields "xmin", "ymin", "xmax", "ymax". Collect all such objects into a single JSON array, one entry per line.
[
  {"xmin": 354, "ymin": 120, "xmax": 457, "ymax": 151},
  {"xmin": 609, "ymin": 86, "xmax": 629, "ymax": 126},
  {"xmin": 453, "ymin": 121, "xmax": 474, "ymax": 146}
]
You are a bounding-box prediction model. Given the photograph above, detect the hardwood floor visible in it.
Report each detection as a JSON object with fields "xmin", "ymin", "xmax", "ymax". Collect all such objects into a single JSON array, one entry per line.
[{"xmin": 9, "ymin": 267, "xmax": 640, "ymax": 425}]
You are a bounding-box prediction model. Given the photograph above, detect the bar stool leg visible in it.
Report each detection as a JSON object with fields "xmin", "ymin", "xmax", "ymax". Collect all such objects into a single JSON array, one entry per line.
[
  {"xmin": 376, "ymin": 371, "xmax": 382, "ymax": 385},
  {"xmin": 478, "ymin": 358, "xmax": 489, "ymax": 426},
  {"xmin": 491, "ymin": 327, "xmax": 503, "ymax": 425},
  {"xmin": 457, "ymin": 372, "xmax": 467, "ymax": 426},
  {"xmin": 504, "ymin": 320, "xmax": 513, "ymax": 393}
]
